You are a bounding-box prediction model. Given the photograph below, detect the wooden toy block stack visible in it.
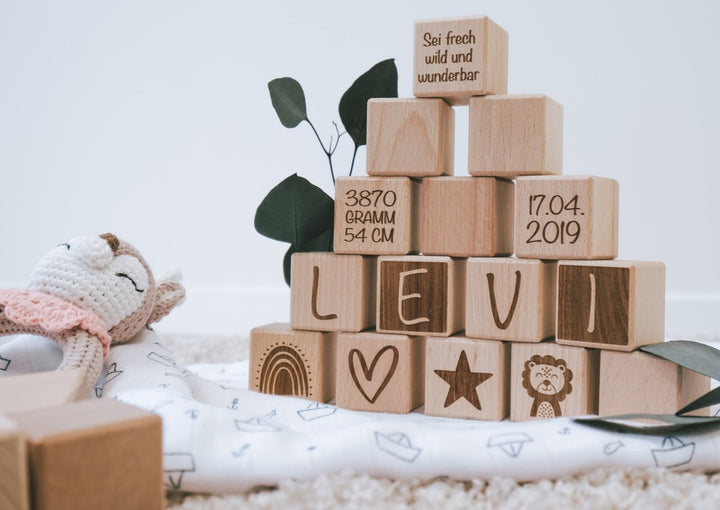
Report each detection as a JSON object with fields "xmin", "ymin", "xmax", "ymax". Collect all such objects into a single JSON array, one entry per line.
[{"xmin": 251, "ymin": 15, "xmax": 710, "ymax": 421}]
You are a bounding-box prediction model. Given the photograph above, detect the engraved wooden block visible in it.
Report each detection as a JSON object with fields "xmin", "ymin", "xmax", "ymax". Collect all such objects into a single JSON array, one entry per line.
[
  {"xmin": 466, "ymin": 258, "xmax": 556, "ymax": 342},
  {"xmin": 366, "ymin": 98, "xmax": 454, "ymax": 177},
  {"xmin": 0, "ymin": 369, "xmax": 86, "ymax": 414},
  {"xmin": 425, "ymin": 335, "xmax": 509, "ymax": 420},
  {"xmin": 599, "ymin": 350, "xmax": 710, "ymax": 417},
  {"xmin": 418, "ymin": 177, "xmax": 514, "ymax": 257},
  {"xmin": 8, "ymin": 399, "xmax": 163, "ymax": 510},
  {"xmin": 377, "ymin": 256, "xmax": 465, "ymax": 337},
  {"xmin": 290, "ymin": 252, "xmax": 376, "ymax": 332},
  {"xmin": 510, "ymin": 342, "xmax": 598, "ymax": 421},
  {"xmin": 515, "ymin": 176, "xmax": 619, "ymax": 259},
  {"xmin": 250, "ymin": 323, "xmax": 335, "ymax": 402},
  {"xmin": 556, "ymin": 260, "xmax": 666, "ymax": 351},
  {"xmin": 468, "ymin": 94, "xmax": 563, "ymax": 177},
  {"xmin": 0, "ymin": 415, "xmax": 29, "ymax": 510},
  {"xmin": 333, "ymin": 177, "xmax": 418, "ymax": 255},
  {"xmin": 336, "ymin": 332, "xmax": 424, "ymax": 413},
  {"xmin": 413, "ymin": 16, "xmax": 508, "ymax": 105}
]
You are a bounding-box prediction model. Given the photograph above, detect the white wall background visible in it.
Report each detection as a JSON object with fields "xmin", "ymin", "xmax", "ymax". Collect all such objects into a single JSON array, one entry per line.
[{"xmin": 1, "ymin": 0, "xmax": 718, "ymax": 338}]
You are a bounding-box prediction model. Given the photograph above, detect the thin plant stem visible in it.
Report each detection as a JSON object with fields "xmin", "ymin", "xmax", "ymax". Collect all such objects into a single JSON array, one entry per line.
[
  {"xmin": 305, "ymin": 119, "xmax": 336, "ymax": 185},
  {"xmin": 348, "ymin": 146, "xmax": 359, "ymax": 177}
]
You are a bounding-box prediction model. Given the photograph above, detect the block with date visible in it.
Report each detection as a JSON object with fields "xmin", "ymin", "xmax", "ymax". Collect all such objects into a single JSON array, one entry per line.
[
  {"xmin": 290, "ymin": 252, "xmax": 376, "ymax": 332},
  {"xmin": 418, "ymin": 177, "xmax": 514, "ymax": 257},
  {"xmin": 556, "ymin": 260, "xmax": 666, "ymax": 351},
  {"xmin": 377, "ymin": 256, "xmax": 465, "ymax": 337},
  {"xmin": 333, "ymin": 177, "xmax": 417, "ymax": 255},
  {"xmin": 366, "ymin": 98, "xmax": 454, "ymax": 177},
  {"xmin": 515, "ymin": 176, "xmax": 619, "ymax": 259},
  {"xmin": 468, "ymin": 94, "xmax": 563, "ymax": 177},
  {"xmin": 413, "ymin": 16, "xmax": 508, "ymax": 105},
  {"xmin": 425, "ymin": 335, "xmax": 509, "ymax": 420}
]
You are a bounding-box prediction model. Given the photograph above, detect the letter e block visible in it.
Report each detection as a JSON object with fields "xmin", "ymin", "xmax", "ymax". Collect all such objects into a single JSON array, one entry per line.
[
  {"xmin": 425, "ymin": 335, "xmax": 509, "ymax": 420},
  {"xmin": 466, "ymin": 258, "xmax": 556, "ymax": 342},
  {"xmin": 418, "ymin": 177, "xmax": 514, "ymax": 257},
  {"xmin": 377, "ymin": 256, "xmax": 465, "ymax": 337},
  {"xmin": 557, "ymin": 260, "xmax": 666, "ymax": 351},
  {"xmin": 0, "ymin": 416, "xmax": 29, "ymax": 510},
  {"xmin": 468, "ymin": 94, "xmax": 563, "ymax": 177},
  {"xmin": 515, "ymin": 176, "xmax": 619, "ymax": 259},
  {"xmin": 250, "ymin": 323, "xmax": 336, "ymax": 403},
  {"xmin": 336, "ymin": 332, "xmax": 424, "ymax": 413},
  {"xmin": 510, "ymin": 342, "xmax": 598, "ymax": 421},
  {"xmin": 366, "ymin": 98, "xmax": 454, "ymax": 177},
  {"xmin": 413, "ymin": 16, "xmax": 508, "ymax": 105},
  {"xmin": 291, "ymin": 252, "xmax": 376, "ymax": 332}
]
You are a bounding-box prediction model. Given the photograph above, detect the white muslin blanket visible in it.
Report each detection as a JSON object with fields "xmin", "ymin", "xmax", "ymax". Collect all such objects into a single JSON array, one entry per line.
[{"xmin": 2, "ymin": 329, "xmax": 720, "ymax": 494}]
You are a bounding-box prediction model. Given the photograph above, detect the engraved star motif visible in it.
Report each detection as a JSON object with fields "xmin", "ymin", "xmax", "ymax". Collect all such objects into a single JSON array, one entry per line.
[{"xmin": 434, "ymin": 350, "xmax": 493, "ymax": 411}]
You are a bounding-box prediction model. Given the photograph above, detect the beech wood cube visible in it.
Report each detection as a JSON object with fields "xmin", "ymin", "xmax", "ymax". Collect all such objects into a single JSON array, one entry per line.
[
  {"xmin": 0, "ymin": 415, "xmax": 29, "ymax": 510},
  {"xmin": 0, "ymin": 369, "xmax": 86, "ymax": 414},
  {"xmin": 366, "ymin": 98, "xmax": 454, "ymax": 177}
]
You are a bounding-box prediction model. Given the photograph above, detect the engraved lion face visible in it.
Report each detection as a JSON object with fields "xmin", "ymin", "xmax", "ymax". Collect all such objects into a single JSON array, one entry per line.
[{"xmin": 527, "ymin": 360, "xmax": 566, "ymax": 396}]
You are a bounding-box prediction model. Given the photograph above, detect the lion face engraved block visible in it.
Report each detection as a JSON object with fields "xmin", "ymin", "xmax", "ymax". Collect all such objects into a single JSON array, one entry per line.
[{"xmin": 522, "ymin": 355, "xmax": 573, "ymax": 419}]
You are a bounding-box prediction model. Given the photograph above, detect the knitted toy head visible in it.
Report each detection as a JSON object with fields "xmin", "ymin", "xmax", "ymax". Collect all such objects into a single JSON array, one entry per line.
[{"xmin": 0, "ymin": 233, "xmax": 185, "ymax": 391}]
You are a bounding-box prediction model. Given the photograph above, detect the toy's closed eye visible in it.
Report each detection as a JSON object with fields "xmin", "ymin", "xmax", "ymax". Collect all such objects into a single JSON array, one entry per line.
[
  {"xmin": 57, "ymin": 243, "xmax": 71, "ymax": 250},
  {"xmin": 115, "ymin": 273, "xmax": 145, "ymax": 293}
]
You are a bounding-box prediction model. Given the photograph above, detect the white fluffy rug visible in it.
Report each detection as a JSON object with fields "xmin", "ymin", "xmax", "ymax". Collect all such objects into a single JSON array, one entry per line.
[{"xmin": 162, "ymin": 334, "xmax": 720, "ymax": 509}]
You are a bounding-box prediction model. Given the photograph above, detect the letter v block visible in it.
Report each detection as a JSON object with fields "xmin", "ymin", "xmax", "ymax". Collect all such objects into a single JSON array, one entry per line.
[
  {"xmin": 291, "ymin": 253, "xmax": 376, "ymax": 332},
  {"xmin": 556, "ymin": 260, "xmax": 666, "ymax": 351},
  {"xmin": 377, "ymin": 255, "xmax": 465, "ymax": 337}
]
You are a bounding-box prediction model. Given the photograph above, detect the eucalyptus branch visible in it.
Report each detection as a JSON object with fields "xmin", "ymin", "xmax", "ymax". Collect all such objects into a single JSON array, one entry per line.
[{"xmin": 305, "ymin": 119, "xmax": 336, "ymax": 184}]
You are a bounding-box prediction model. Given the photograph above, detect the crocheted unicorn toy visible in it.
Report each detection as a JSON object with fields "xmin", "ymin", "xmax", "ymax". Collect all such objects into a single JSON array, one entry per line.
[{"xmin": 0, "ymin": 233, "xmax": 185, "ymax": 392}]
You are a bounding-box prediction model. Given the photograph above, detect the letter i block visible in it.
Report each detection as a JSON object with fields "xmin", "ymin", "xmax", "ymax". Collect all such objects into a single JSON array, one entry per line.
[
  {"xmin": 465, "ymin": 258, "xmax": 557, "ymax": 342},
  {"xmin": 377, "ymin": 256, "xmax": 465, "ymax": 337},
  {"xmin": 510, "ymin": 342, "xmax": 598, "ymax": 421},
  {"xmin": 418, "ymin": 177, "xmax": 514, "ymax": 257},
  {"xmin": 0, "ymin": 416, "xmax": 29, "ymax": 510},
  {"xmin": 290, "ymin": 252, "xmax": 376, "ymax": 332},
  {"xmin": 336, "ymin": 332, "xmax": 424, "ymax": 413},
  {"xmin": 366, "ymin": 98, "xmax": 454, "ymax": 177},
  {"xmin": 556, "ymin": 260, "xmax": 666, "ymax": 351},
  {"xmin": 425, "ymin": 335, "xmax": 509, "ymax": 420},
  {"xmin": 333, "ymin": 177, "xmax": 417, "ymax": 255},
  {"xmin": 515, "ymin": 176, "xmax": 619, "ymax": 259},
  {"xmin": 250, "ymin": 323, "xmax": 336, "ymax": 402},
  {"xmin": 413, "ymin": 16, "xmax": 508, "ymax": 105}
]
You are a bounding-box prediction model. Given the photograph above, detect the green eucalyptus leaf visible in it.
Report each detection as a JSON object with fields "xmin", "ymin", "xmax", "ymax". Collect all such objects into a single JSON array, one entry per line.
[
  {"xmin": 339, "ymin": 59, "xmax": 398, "ymax": 148},
  {"xmin": 677, "ymin": 386, "xmax": 720, "ymax": 416},
  {"xmin": 282, "ymin": 227, "xmax": 334, "ymax": 287},
  {"xmin": 268, "ymin": 77, "xmax": 308, "ymax": 128},
  {"xmin": 575, "ymin": 414, "xmax": 720, "ymax": 435},
  {"xmin": 283, "ymin": 245, "xmax": 297, "ymax": 286},
  {"xmin": 640, "ymin": 341, "xmax": 720, "ymax": 381}
]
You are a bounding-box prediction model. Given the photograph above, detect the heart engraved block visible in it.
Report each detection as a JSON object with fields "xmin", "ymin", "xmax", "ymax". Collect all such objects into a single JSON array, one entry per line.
[{"xmin": 348, "ymin": 345, "xmax": 399, "ymax": 404}]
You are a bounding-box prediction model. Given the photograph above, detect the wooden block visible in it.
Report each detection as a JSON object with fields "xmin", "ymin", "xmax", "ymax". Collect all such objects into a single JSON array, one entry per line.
[
  {"xmin": 413, "ymin": 16, "xmax": 508, "ymax": 105},
  {"xmin": 556, "ymin": 260, "xmax": 666, "ymax": 351},
  {"xmin": 0, "ymin": 415, "xmax": 29, "ymax": 510},
  {"xmin": 377, "ymin": 256, "xmax": 465, "ymax": 337},
  {"xmin": 510, "ymin": 342, "xmax": 598, "ymax": 420},
  {"xmin": 290, "ymin": 252, "xmax": 376, "ymax": 332},
  {"xmin": 468, "ymin": 94, "xmax": 563, "ymax": 177},
  {"xmin": 418, "ymin": 177, "xmax": 514, "ymax": 257},
  {"xmin": 333, "ymin": 177, "xmax": 418, "ymax": 255},
  {"xmin": 599, "ymin": 350, "xmax": 710, "ymax": 417},
  {"xmin": 0, "ymin": 368, "xmax": 86, "ymax": 414},
  {"xmin": 335, "ymin": 332, "xmax": 424, "ymax": 413},
  {"xmin": 425, "ymin": 335, "xmax": 509, "ymax": 420},
  {"xmin": 8, "ymin": 399, "xmax": 163, "ymax": 510},
  {"xmin": 366, "ymin": 98, "xmax": 454, "ymax": 177},
  {"xmin": 466, "ymin": 258, "xmax": 556, "ymax": 342},
  {"xmin": 250, "ymin": 323, "xmax": 335, "ymax": 402},
  {"xmin": 515, "ymin": 176, "xmax": 619, "ymax": 259}
]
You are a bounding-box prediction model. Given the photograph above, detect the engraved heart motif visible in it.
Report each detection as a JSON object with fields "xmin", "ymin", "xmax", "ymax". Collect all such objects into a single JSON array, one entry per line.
[{"xmin": 348, "ymin": 345, "xmax": 399, "ymax": 404}]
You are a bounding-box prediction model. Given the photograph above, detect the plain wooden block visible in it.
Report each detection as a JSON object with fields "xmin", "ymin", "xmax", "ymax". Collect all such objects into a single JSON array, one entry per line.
[
  {"xmin": 333, "ymin": 177, "xmax": 418, "ymax": 255},
  {"xmin": 290, "ymin": 252, "xmax": 376, "ymax": 332},
  {"xmin": 0, "ymin": 369, "xmax": 86, "ymax": 414},
  {"xmin": 336, "ymin": 332, "xmax": 424, "ymax": 413},
  {"xmin": 366, "ymin": 98, "xmax": 454, "ymax": 177},
  {"xmin": 377, "ymin": 256, "xmax": 465, "ymax": 337},
  {"xmin": 466, "ymin": 258, "xmax": 556, "ymax": 342},
  {"xmin": 556, "ymin": 260, "xmax": 666, "ymax": 351},
  {"xmin": 599, "ymin": 350, "xmax": 710, "ymax": 417},
  {"xmin": 418, "ymin": 177, "xmax": 514, "ymax": 257},
  {"xmin": 250, "ymin": 323, "xmax": 335, "ymax": 402},
  {"xmin": 8, "ymin": 399, "xmax": 163, "ymax": 510},
  {"xmin": 0, "ymin": 415, "xmax": 29, "ymax": 510},
  {"xmin": 510, "ymin": 342, "xmax": 598, "ymax": 421},
  {"xmin": 413, "ymin": 16, "xmax": 508, "ymax": 105},
  {"xmin": 515, "ymin": 176, "xmax": 619, "ymax": 259},
  {"xmin": 468, "ymin": 94, "xmax": 563, "ymax": 177},
  {"xmin": 425, "ymin": 335, "xmax": 509, "ymax": 420}
]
